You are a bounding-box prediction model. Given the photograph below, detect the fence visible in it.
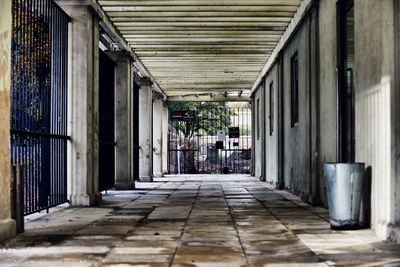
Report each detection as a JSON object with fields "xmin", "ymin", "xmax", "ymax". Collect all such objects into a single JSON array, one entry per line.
[{"xmin": 11, "ymin": 0, "xmax": 69, "ymax": 215}]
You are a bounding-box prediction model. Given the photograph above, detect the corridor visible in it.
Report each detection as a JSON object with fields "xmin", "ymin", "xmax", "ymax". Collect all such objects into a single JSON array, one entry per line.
[{"xmin": 1, "ymin": 175, "xmax": 400, "ymax": 267}]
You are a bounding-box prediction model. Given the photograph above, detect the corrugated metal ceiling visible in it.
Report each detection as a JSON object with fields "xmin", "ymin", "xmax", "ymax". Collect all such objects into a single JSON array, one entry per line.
[{"xmin": 98, "ymin": 0, "xmax": 303, "ymax": 97}]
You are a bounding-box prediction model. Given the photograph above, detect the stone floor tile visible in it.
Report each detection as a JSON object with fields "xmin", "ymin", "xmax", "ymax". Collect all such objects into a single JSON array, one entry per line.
[{"xmin": 0, "ymin": 174, "xmax": 399, "ymax": 267}]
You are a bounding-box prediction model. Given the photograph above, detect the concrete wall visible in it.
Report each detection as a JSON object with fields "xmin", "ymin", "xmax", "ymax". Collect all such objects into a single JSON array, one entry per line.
[
  {"xmin": 255, "ymin": 0, "xmax": 338, "ymax": 204},
  {"xmin": 252, "ymin": 83, "xmax": 265, "ymax": 180},
  {"xmin": 0, "ymin": 0, "xmax": 16, "ymax": 242},
  {"xmin": 162, "ymin": 103, "xmax": 169, "ymax": 174},
  {"xmin": 354, "ymin": 0, "xmax": 400, "ymax": 242},
  {"xmin": 317, "ymin": 0, "xmax": 338, "ymax": 206},
  {"xmin": 264, "ymin": 65, "xmax": 279, "ymax": 186},
  {"xmin": 138, "ymin": 79, "xmax": 153, "ymax": 181},
  {"xmin": 114, "ymin": 54, "xmax": 134, "ymax": 189},
  {"xmin": 153, "ymin": 95, "xmax": 163, "ymax": 178},
  {"xmin": 254, "ymin": 0, "xmax": 400, "ymax": 244},
  {"xmin": 282, "ymin": 23, "xmax": 312, "ymax": 200},
  {"xmin": 63, "ymin": 4, "xmax": 101, "ymax": 206}
]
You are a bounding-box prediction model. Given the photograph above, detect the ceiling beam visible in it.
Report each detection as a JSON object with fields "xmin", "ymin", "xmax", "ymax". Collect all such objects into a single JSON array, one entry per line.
[
  {"xmin": 103, "ymin": 6, "xmax": 298, "ymax": 12},
  {"xmin": 167, "ymin": 94, "xmax": 251, "ymax": 102},
  {"xmin": 98, "ymin": 0, "xmax": 301, "ymax": 6}
]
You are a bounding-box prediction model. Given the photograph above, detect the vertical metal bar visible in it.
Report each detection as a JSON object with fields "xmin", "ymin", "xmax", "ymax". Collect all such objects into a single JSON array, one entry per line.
[{"xmin": 53, "ymin": 3, "xmax": 58, "ymax": 206}]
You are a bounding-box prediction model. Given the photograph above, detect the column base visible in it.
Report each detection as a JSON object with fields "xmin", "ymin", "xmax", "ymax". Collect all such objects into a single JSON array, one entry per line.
[
  {"xmin": 153, "ymin": 172, "xmax": 163, "ymax": 178},
  {"xmin": 115, "ymin": 181, "xmax": 135, "ymax": 190},
  {"xmin": 139, "ymin": 176, "xmax": 153, "ymax": 182},
  {"xmin": 69, "ymin": 193, "xmax": 101, "ymax": 207},
  {"xmin": 275, "ymin": 182, "xmax": 285, "ymax": 190},
  {"xmin": 388, "ymin": 224, "xmax": 400, "ymax": 245},
  {"xmin": 0, "ymin": 219, "xmax": 16, "ymax": 243}
]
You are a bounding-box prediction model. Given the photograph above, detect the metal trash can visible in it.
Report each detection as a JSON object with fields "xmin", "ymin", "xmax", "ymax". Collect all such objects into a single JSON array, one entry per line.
[{"xmin": 323, "ymin": 163, "xmax": 365, "ymax": 230}]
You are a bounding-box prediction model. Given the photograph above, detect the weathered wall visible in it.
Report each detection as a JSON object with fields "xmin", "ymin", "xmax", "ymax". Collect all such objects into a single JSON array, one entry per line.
[
  {"xmin": 0, "ymin": 0, "xmax": 16, "ymax": 242},
  {"xmin": 138, "ymin": 80, "xmax": 153, "ymax": 181},
  {"xmin": 317, "ymin": 0, "xmax": 338, "ymax": 206},
  {"xmin": 260, "ymin": 0, "xmax": 337, "ymax": 204},
  {"xmin": 256, "ymin": 0, "xmax": 400, "ymax": 244},
  {"xmin": 264, "ymin": 65, "xmax": 279, "ymax": 185},
  {"xmin": 153, "ymin": 96, "xmax": 163, "ymax": 178},
  {"xmin": 62, "ymin": 3, "xmax": 101, "ymax": 206},
  {"xmin": 282, "ymin": 22, "xmax": 312, "ymax": 200},
  {"xmin": 162, "ymin": 103, "xmax": 169, "ymax": 174},
  {"xmin": 114, "ymin": 54, "xmax": 134, "ymax": 189},
  {"xmin": 354, "ymin": 0, "xmax": 399, "ymax": 242},
  {"xmin": 252, "ymin": 83, "xmax": 265, "ymax": 180}
]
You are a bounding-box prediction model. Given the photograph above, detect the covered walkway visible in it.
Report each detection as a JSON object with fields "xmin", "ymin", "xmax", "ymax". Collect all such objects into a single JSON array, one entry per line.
[{"xmin": 1, "ymin": 175, "xmax": 400, "ymax": 266}]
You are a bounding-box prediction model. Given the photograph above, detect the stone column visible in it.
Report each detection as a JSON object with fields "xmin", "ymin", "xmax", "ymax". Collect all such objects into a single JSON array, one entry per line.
[
  {"xmin": 60, "ymin": 2, "xmax": 101, "ymax": 206},
  {"xmin": 137, "ymin": 79, "xmax": 153, "ymax": 181},
  {"xmin": 162, "ymin": 103, "xmax": 169, "ymax": 174},
  {"xmin": 114, "ymin": 53, "xmax": 134, "ymax": 189},
  {"xmin": 0, "ymin": 0, "xmax": 16, "ymax": 242},
  {"xmin": 153, "ymin": 94, "xmax": 164, "ymax": 178}
]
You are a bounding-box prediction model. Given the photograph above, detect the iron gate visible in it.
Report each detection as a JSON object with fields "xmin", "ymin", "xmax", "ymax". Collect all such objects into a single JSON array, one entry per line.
[
  {"xmin": 11, "ymin": 0, "xmax": 69, "ymax": 215},
  {"xmin": 99, "ymin": 50, "xmax": 115, "ymax": 191},
  {"xmin": 168, "ymin": 102, "xmax": 252, "ymax": 174}
]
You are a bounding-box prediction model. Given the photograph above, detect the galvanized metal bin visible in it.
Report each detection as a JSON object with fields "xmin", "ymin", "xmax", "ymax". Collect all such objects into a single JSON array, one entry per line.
[{"xmin": 323, "ymin": 163, "xmax": 365, "ymax": 230}]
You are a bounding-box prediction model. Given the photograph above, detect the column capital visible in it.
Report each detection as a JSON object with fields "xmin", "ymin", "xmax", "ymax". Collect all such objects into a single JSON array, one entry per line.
[
  {"xmin": 135, "ymin": 77, "xmax": 152, "ymax": 88},
  {"xmin": 153, "ymin": 91, "xmax": 164, "ymax": 101},
  {"xmin": 54, "ymin": 0, "xmax": 101, "ymax": 20},
  {"xmin": 106, "ymin": 51, "xmax": 132, "ymax": 62}
]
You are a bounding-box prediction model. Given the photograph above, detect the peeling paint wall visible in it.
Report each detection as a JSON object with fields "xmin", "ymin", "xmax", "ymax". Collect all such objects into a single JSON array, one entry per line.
[{"xmin": 0, "ymin": 0, "xmax": 16, "ymax": 242}]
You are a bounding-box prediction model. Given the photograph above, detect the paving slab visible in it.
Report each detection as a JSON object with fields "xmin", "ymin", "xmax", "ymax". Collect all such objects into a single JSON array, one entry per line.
[{"xmin": 1, "ymin": 174, "xmax": 400, "ymax": 267}]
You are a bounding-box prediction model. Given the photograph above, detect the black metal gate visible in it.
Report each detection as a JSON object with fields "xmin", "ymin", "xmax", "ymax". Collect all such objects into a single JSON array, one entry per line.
[
  {"xmin": 98, "ymin": 50, "xmax": 115, "ymax": 191},
  {"xmin": 168, "ymin": 102, "xmax": 252, "ymax": 174},
  {"xmin": 11, "ymin": 0, "xmax": 69, "ymax": 215}
]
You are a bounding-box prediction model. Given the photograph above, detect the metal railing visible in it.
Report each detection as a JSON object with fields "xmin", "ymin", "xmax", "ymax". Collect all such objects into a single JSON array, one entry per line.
[
  {"xmin": 168, "ymin": 103, "xmax": 252, "ymax": 174},
  {"xmin": 11, "ymin": 0, "xmax": 69, "ymax": 215}
]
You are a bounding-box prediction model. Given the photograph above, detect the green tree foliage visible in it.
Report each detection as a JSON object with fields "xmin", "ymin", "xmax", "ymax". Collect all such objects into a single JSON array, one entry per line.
[
  {"xmin": 168, "ymin": 102, "xmax": 231, "ymax": 138},
  {"xmin": 12, "ymin": 0, "xmax": 51, "ymax": 128}
]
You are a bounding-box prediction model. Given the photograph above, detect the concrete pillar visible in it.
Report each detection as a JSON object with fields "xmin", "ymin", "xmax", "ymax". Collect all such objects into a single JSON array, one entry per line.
[
  {"xmin": 60, "ymin": 2, "xmax": 101, "ymax": 206},
  {"xmin": 0, "ymin": 0, "xmax": 16, "ymax": 242},
  {"xmin": 137, "ymin": 79, "xmax": 153, "ymax": 181},
  {"xmin": 354, "ymin": 0, "xmax": 400, "ymax": 243},
  {"xmin": 162, "ymin": 103, "xmax": 169, "ymax": 174},
  {"xmin": 114, "ymin": 53, "xmax": 134, "ymax": 189},
  {"xmin": 153, "ymin": 94, "xmax": 164, "ymax": 178}
]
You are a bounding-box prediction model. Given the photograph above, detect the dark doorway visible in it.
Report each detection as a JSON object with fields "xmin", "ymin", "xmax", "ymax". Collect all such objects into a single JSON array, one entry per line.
[
  {"xmin": 99, "ymin": 50, "xmax": 115, "ymax": 191},
  {"xmin": 132, "ymin": 82, "xmax": 140, "ymax": 181},
  {"xmin": 337, "ymin": 0, "xmax": 355, "ymax": 163}
]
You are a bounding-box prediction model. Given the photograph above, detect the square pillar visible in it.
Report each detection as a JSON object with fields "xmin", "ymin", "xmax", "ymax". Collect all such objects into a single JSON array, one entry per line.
[
  {"xmin": 137, "ymin": 79, "xmax": 153, "ymax": 182},
  {"xmin": 114, "ymin": 53, "xmax": 134, "ymax": 189},
  {"xmin": 0, "ymin": 0, "xmax": 17, "ymax": 242},
  {"xmin": 59, "ymin": 2, "xmax": 101, "ymax": 206},
  {"xmin": 153, "ymin": 94, "xmax": 164, "ymax": 178},
  {"xmin": 162, "ymin": 103, "xmax": 169, "ymax": 174}
]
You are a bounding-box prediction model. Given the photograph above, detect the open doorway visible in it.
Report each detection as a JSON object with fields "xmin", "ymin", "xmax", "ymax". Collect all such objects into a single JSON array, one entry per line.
[
  {"xmin": 338, "ymin": 0, "xmax": 355, "ymax": 163},
  {"xmin": 167, "ymin": 102, "xmax": 252, "ymax": 174},
  {"xmin": 98, "ymin": 50, "xmax": 115, "ymax": 191}
]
